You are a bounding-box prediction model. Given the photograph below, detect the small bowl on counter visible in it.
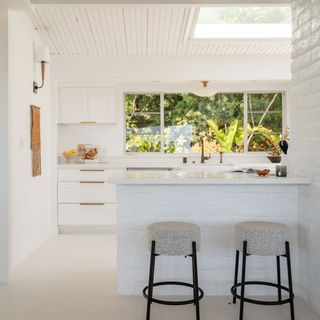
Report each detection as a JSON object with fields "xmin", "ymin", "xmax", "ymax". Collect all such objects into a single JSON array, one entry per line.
[
  {"xmin": 63, "ymin": 149, "xmax": 78, "ymax": 164},
  {"xmin": 256, "ymin": 169, "xmax": 270, "ymax": 177}
]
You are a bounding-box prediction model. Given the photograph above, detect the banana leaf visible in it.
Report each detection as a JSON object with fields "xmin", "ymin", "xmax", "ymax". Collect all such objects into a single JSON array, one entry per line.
[{"xmin": 208, "ymin": 119, "xmax": 238, "ymax": 152}]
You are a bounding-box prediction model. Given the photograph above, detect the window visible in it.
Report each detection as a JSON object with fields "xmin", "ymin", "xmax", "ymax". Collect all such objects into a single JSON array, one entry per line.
[
  {"xmin": 193, "ymin": 6, "xmax": 291, "ymax": 39},
  {"xmin": 125, "ymin": 94, "xmax": 161, "ymax": 152},
  {"xmin": 125, "ymin": 92, "xmax": 284, "ymax": 154},
  {"xmin": 247, "ymin": 93, "xmax": 283, "ymax": 152}
]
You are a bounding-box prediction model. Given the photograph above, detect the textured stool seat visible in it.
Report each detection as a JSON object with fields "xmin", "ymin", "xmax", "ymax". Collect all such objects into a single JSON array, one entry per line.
[
  {"xmin": 147, "ymin": 221, "xmax": 201, "ymax": 256},
  {"xmin": 235, "ymin": 221, "xmax": 289, "ymax": 256}
]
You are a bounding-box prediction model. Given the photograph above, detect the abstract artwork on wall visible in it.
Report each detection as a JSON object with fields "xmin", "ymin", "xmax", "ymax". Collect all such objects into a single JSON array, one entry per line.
[{"xmin": 30, "ymin": 105, "xmax": 41, "ymax": 177}]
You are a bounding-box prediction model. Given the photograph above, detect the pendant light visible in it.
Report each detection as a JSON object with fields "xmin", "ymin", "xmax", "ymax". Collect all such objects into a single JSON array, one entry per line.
[{"xmin": 192, "ymin": 81, "xmax": 217, "ymax": 97}]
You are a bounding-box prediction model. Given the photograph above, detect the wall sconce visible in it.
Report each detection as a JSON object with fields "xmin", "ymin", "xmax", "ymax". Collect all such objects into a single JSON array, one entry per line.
[{"xmin": 33, "ymin": 46, "xmax": 50, "ymax": 94}]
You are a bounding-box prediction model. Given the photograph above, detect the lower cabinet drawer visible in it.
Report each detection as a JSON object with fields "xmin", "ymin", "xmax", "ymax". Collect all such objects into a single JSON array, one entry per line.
[
  {"xmin": 58, "ymin": 181, "xmax": 116, "ymax": 203},
  {"xmin": 58, "ymin": 204, "xmax": 116, "ymax": 225}
]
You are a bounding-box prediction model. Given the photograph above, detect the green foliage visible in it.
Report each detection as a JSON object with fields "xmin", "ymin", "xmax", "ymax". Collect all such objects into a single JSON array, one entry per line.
[
  {"xmin": 208, "ymin": 119, "xmax": 239, "ymax": 152},
  {"xmin": 125, "ymin": 92, "xmax": 283, "ymax": 154},
  {"xmin": 126, "ymin": 133, "xmax": 161, "ymax": 152}
]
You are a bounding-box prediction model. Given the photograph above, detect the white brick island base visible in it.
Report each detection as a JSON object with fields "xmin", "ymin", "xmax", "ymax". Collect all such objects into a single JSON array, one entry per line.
[{"xmin": 116, "ymin": 183, "xmax": 303, "ymax": 296}]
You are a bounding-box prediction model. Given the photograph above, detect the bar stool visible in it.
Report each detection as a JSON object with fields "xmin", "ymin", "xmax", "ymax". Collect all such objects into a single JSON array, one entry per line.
[
  {"xmin": 143, "ymin": 221, "xmax": 204, "ymax": 320},
  {"xmin": 231, "ymin": 221, "xmax": 295, "ymax": 320}
]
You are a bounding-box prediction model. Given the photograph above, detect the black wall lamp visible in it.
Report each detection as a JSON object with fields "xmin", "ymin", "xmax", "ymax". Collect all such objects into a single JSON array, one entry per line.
[{"xmin": 33, "ymin": 46, "xmax": 50, "ymax": 94}]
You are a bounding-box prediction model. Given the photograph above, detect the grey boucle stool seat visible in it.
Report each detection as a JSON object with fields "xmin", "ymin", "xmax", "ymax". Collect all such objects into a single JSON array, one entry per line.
[
  {"xmin": 147, "ymin": 221, "xmax": 201, "ymax": 256},
  {"xmin": 235, "ymin": 221, "xmax": 290, "ymax": 256},
  {"xmin": 231, "ymin": 220, "xmax": 295, "ymax": 320},
  {"xmin": 144, "ymin": 221, "xmax": 203, "ymax": 320}
]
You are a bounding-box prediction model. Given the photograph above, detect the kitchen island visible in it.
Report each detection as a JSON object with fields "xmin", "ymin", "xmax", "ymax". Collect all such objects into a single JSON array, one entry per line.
[{"xmin": 110, "ymin": 170, "xmax": 311, "ymax": 296}]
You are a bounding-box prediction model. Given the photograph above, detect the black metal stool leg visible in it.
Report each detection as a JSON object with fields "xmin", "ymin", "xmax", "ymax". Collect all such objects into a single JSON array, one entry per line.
[
  {"xmin": 285, "ymin": 241, "xmax": 295, "ymax": 320},
  {"xmin": 146, "ymin": 241, "xmax": 156, "ymax": 320},
  {"xmin": 192, "ymin": 241, "xmax": 200, "ymax": 320},
  {"xmin": 233, "ymin": 250, "xmax": 240, "ymax": 304},
  {"xmin": 276, "ymin": 256, "xmax": 282, "ymax": 302},
  {"xmin": 192, "ymin": 253, "xmax": 196, "ymax": 305},
  {"xmin": 239, "ymin": 241, "xmax": 248, "ymax": 320}
]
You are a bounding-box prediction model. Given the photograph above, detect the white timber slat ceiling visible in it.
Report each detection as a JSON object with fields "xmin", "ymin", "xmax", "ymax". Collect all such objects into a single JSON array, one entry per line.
[{"xmin": 30, "ymin": 5, "xmax": 292, "ymax": 56}]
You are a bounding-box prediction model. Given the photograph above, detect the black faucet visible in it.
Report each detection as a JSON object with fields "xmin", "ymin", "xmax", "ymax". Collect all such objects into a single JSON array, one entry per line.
[{"xmin": 200, "ymin": 137, "xmax": 211, "ymax": 163}]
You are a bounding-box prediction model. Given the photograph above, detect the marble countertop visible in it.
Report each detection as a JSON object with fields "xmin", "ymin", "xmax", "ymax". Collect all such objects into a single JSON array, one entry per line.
[
  {"xmin": 109, "ymin": 170, "xmax": 311, "ymax": 185},
  {"xmin": 58, "ymin": 163, "xmax": 126, "ymax": 170}
]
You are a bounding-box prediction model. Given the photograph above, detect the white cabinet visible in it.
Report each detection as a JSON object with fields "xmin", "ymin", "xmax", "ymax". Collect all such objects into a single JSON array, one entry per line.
[
  {"xmin": 58, "ymin": 204, "xmax": 117, "ymax": 226},
  {"xmin": 57, "ymin": 168, "xmax": 117, "ymax": 228},
  {"xmin": 58, "ymin": 87, "xmax": 116, "ymax": 124},
  {"xmin": 58, "ymin": 168, "xmax": 118, "ymax": 182},
  {"xmin": 58, "ymin": 181, "xmax": 116, "ymax": 204},
  {"xmin": 88, "ymin": 88, "xmax": 116, "ymax": 123},
  {"xmin": 58, "ymin": 88, "xmax": 87, "ymax": 124}
]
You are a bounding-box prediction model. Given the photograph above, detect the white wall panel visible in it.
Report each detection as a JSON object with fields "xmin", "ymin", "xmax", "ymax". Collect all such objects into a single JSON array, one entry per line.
[
  {"xmin": 0, "ymin": 8, "xmax": 10, "ymax": 282},
  {"xmin": 290, "ymin": 0, "xmax": 320, "ymax": 316}
]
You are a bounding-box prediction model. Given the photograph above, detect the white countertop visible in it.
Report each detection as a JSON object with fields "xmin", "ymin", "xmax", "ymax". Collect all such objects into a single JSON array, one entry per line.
[
  {"xmin": 58, "ymin": 163, "xmax": 126, "ymax": 170},
  {"xmin": 109, "ymin": 170, "xmax": 311, "ymax": 185},
  {"xmin": 58, "ymin": 162, "xmax": 275, "ymax": 170}
]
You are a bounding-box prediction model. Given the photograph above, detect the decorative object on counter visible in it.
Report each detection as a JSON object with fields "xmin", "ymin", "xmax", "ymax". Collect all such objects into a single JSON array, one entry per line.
[
  {"xmin": 267, "ymin": 154, "xmax": 281, "ymax": 163},
  {"xmin": 144, "ymin": 221, "xmax": 203, "ymax": 320},
  {"xmin": 267, "ymin": 129, "xmax": 289, "ymax": 163},
  {"xmin": 30, "ymin": 105, "xmax": 41, "ymax": 177},
  {"xmin": 279, "ymin": 140, "xmax": 288, "ymax": 154},
  {"xmin": 78, "ymin": 144, "xmax": 100, "ymax": 163},
  {"xmin": 256, "ymin": 169, "xmax": 270, "ymax": 176},
  {"xmin": 267, "ymin": 142, "xmax": 282, "ymax": 162},
  {"xmin": 231, "ymin": 221, "xmax": 295, "ymax": 320},
  {"xmin": 279, "ymin": 129, "xmax": 289, "ymax": 155},
  {"xmin": 63, "ymin": 149, "xmax": 77, "ymax": 164},
  {"xmin": 276, "ymin": 165, "xmax": 287, "ymax": 177}
]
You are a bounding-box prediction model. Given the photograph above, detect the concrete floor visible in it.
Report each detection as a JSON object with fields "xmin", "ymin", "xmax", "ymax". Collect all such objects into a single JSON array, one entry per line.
[{"xmin": 0, "ymin": 234, "xmax": 319, "ymax": 320}]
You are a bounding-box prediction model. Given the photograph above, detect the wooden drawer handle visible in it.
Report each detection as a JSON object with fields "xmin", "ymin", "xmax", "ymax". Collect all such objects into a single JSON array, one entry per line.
[
  {"xmin": 80, "ymin": 203, "xmax": 105, "ymax": 206},
  {"xmin": 80, "ymin": 181, "xmax": 105, "ymax": 184},
  {"xmin": 80, "ymin": 169, "xmax": 105, "ymax": 172}
]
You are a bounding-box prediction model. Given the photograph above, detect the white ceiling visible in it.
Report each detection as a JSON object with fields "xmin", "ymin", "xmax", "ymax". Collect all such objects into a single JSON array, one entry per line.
[{"xmin": 29, "ymin": 5, "xmax": 292, "ymax": 56}]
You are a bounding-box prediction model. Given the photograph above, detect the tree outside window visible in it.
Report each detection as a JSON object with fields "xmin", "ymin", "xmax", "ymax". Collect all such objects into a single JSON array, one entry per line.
[{"xmin": 125, "ymin": 92, "xmax": 283, "ymax": 154}]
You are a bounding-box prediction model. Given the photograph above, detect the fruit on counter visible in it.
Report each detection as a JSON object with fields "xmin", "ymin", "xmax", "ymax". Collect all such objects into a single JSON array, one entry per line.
[{"xmin": 63, "ymin": 149, "xmax": 77, "ymax": 156}]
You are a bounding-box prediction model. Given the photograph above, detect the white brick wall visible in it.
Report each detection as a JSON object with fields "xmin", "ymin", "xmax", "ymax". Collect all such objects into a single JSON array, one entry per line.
[
  {"xmin": 117, "ymin": 184, "xmax": 299, "ymax": 295},
  {"xmin": 291, "ymin": 0, "xmax": 320, "ymax": 315}
]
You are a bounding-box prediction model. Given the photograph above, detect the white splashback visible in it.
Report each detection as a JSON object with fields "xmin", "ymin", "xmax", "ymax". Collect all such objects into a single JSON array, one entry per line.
[{"xmin": 58, "ymin": 124, "xmax": 123, "ymax": 161}]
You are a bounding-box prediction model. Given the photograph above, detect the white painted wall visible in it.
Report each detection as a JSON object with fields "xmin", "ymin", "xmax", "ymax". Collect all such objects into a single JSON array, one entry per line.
[
  {"xmin": 290, "ymin": 1, "xmax": 320, "ymax": 315},
  {"xmin": 51, "ymin": 54, "xmax": 291, "ymax": 82},
  {"xmin": 0, "ymin": 8, "xmax": 10, "ymax": 282},
  {"xmin": 8, "ymin": 11, "xmax": 52, "ymax": 269}
]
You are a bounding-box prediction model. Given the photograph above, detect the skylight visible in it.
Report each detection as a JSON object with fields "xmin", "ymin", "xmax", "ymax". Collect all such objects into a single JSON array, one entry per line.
[{"xmin": 193, "ymin": 6, "xmax": 292, "ymax": 39}]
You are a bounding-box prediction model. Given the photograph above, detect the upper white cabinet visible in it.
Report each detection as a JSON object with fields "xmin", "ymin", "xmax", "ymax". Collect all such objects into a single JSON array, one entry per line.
[
  {"xmin": 87, "ymin": 88, "xmax": 116, "ymax": 123},
  {"xmin": 58, "ymin": 88, "xmax": 87, "ymax": 124},
  {"xmin": 58, "ymin": 87, "xmax": 116, "ymax": 124}
]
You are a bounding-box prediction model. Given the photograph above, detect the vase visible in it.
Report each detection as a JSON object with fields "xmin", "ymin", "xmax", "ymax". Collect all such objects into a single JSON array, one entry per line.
[{"xmin": 63, "ymin": 154, "xmax": 77, "ymax": 164}]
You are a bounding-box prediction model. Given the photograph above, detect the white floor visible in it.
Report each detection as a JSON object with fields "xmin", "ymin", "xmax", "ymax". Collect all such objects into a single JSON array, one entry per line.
[{"xmin": 0, "ymin": 234, "xmax": 319, "ymax": 320}]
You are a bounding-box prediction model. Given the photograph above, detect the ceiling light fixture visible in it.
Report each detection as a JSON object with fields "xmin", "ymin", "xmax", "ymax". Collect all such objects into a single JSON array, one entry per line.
[{"xmin": 192, "ymin": 81, "xmax": 217, "ymax": 97}]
